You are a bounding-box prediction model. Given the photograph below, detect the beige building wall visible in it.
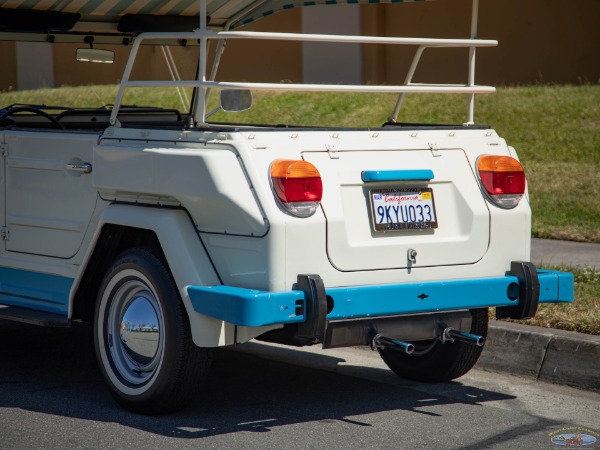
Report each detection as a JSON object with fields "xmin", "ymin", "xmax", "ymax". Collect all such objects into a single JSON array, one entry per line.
[
  {"xmin": 1, "ymin": 0, "xmax": 599, "ymax": 92},
  {"xmin": 361, "ymin": 0, "xmax": 600, "ymax": 86},
  {"xmin": 212, "ymin": 9, "xmax": 303, "ymax": 83},
  {"xmin": 302, "ymin": 5, "xmax": 362, "ymax": 84},
  {"xmin": 53, "ymin": 44, "xmax": 200, "ymax": 87},
  {"xmin": 0, "ymin": 43, "xmax": 18, "ymax": 91},
  {"xmin": 16, "ymin": 42, "xmax": 54, "ymax": 89}
]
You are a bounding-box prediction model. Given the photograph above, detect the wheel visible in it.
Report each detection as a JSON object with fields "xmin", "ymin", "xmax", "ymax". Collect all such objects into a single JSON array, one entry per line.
[
  {"xmin": 378, "ymin": 309, "xmax": 488, "ymax": 382},
  {"xmin": 94, "ymin": 248, "xmax": 212, "ymax": 414},
  {"xmin": 0, "ymin": 106, "xmax": 65, "ymax": 129}
]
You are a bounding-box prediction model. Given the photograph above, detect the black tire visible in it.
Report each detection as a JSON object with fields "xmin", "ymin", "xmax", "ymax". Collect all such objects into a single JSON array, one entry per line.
[
  {"xmin": 93, "ymin": 248, "xmax": 212, "ymax": 414},
  {"xmin": 378, "ymin": 309, "xmax": 488, "ymax": 382}
]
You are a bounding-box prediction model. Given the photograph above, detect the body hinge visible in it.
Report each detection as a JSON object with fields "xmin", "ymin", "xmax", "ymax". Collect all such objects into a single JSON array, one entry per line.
[
  {"xmin": 0, "ymin": 143, "xmax": 7, "ymax": 156},
  {"xmin": 1, "ymin": 227, "xmax": 9, "ymax": 240}
]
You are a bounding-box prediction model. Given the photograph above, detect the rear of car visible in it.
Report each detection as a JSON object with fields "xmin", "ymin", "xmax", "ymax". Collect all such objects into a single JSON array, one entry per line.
[{"xmin": 187, "ymin": 124, "xmax": 572, "ymax": 394}]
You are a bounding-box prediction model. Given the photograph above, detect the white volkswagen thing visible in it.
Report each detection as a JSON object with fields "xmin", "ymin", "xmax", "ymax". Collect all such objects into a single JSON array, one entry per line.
[{"xmin": 0, "ymin": 0, "xmax": 574, "ymax": 414}]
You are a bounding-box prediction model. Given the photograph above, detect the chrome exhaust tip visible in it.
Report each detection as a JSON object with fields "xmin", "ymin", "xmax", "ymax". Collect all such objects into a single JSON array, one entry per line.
[
  {"xmin": 441, "ymin": 327, "xmax": 485, "ymax": 346},
  {"xmin": 371, "ymin": 333, "xmax": 415, "ymax": 355}
]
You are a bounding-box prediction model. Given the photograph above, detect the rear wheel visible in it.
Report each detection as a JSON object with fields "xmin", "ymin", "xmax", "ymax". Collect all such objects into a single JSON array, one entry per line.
[
  {"xmin": 378, "ymin": 309, "xmax": 488, "ymax": 382},
  {"xmin": 94, "ymin": 248, "xmax": 212, "ymax": 414}
]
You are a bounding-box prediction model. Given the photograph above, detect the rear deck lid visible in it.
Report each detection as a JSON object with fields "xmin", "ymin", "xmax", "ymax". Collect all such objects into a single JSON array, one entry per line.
[{"xmin": 303, "ymin": 148, "xmax": 489, "ymax": 271}]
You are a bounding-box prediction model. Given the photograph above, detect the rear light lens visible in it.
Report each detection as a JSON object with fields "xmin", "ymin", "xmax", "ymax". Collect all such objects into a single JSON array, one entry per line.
[
  {"xmin": 477, "ymin": 155, "xmax": 526, "ymax": 209},
  {"xmin": 270, "ymin": 159, "xmax": 323, "ymax": 217}
]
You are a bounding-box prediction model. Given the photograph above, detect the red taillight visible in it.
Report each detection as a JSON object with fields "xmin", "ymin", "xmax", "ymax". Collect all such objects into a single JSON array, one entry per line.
[
  {"xmin": 273, "ymin": 177, "xmax": 323, "ymax": 203},
  {"xmin": 477, "ymin": 155, "xmax": 526, "ymax": 209},
  {"xmin": 270, "ymin": 159, "xmax": 322, "ymax": 217},
  {"xmin": 479, "ymin": 171, "xmax": 526, "ymax": 195}
]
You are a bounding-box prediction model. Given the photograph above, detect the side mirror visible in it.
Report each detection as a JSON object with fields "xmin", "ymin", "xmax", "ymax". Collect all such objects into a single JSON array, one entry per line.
[
  {"xmin": 220, "ymin": 89, "xmax": 252, "ymax": 112},
  {"xmin": 76, "ymin": 48, "xmax": 115, "ymax": 64}
]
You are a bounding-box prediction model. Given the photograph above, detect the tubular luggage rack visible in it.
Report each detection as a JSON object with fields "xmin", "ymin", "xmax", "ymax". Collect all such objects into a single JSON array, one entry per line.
[{"xmin": 109, "ymin": 0, "xmax": 496, "ymax": 128}]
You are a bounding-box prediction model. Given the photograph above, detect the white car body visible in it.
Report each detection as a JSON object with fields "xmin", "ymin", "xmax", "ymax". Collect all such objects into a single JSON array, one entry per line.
[{"xmin": 0, "ymin": 0, "xmax": 573, "ymax": 413}]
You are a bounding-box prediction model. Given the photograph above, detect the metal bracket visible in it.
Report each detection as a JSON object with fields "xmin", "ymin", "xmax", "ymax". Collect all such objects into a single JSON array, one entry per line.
[{"xmin": 407, "ymin": 249, "xmax": 417, "ymax": 264}]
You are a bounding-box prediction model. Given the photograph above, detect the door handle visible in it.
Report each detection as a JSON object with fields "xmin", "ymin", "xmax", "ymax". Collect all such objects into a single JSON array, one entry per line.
[{"xmin": 66, "ymin": 162, "xmax": 92, "ymax": 174}]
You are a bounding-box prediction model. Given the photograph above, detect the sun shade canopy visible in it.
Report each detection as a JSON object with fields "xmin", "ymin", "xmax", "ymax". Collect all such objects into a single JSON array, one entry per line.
[{"xmin": 0, "ymin": 0, "xmax": 431, "ymax": 35}]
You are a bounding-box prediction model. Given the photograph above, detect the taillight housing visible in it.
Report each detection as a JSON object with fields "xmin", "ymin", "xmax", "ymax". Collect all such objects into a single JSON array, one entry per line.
[
  {"xmin": 477, "ymin": 155, "xmax": 526, "ymax": 209},
  {"xmin": 270, "ymin": 159, "xmax": 323, "ymax": 217}
]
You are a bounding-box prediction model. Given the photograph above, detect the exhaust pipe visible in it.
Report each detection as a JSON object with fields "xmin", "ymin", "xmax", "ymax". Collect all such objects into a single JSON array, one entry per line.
[
  {"xmin": 441, "ymin": 328, "xmax": 485, "ymax": 346},
  {"xmin": 371, "ymin": 334, "xmax": 414, "ymax": 355}
]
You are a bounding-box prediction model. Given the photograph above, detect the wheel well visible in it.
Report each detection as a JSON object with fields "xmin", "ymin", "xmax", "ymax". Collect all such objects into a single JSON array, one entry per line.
[{"xmin": 72, "ymin": 224, "xmax": 164, "ymax": 323}]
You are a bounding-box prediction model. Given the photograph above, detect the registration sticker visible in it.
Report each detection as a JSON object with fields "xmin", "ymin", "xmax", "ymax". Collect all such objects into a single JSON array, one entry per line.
[{"xmin": 369, "ymin": 187, "xmax": 438, "ymax": 231}]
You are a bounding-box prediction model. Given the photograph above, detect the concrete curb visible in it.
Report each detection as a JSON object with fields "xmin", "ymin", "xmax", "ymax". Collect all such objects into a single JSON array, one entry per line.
[{"xmin": 477, "ymin": 321, "xmax": 600, "ymax": 391}]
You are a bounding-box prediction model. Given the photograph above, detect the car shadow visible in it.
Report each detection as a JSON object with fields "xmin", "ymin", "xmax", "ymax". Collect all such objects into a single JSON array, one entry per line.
[{"xmin": 0, "ymin": 318, "xmax": 520, "ymax": 439}]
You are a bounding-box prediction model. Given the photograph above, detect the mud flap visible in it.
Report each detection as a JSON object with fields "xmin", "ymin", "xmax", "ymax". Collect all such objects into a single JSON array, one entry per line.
[{"xmin": 496, "ymin": 261, "xmax": 540, "ymax": 320}]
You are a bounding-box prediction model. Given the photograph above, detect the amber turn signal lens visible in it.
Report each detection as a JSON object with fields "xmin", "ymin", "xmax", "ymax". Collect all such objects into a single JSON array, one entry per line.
[
  {"xmin": 477, "ymin": 155, "xmax": 526, "ymax": 209},
  {"xmin": 270, "ymin": 159, "xmax": 323, "ymax": 217}
]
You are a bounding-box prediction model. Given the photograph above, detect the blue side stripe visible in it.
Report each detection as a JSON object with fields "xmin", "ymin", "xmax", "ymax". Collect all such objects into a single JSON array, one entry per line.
[{"xmin": 0, "ymin": 267, "xmax": 72, "ymax": 315}]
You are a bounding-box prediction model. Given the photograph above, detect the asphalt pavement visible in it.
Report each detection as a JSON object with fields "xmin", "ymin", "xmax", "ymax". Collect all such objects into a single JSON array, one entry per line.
[
  {"xmin": 531, "ymin": 237, "xmax": 600, "ymax": 269},
  {"xmin": 477, "ymin": 238, "xmax": 600, "ymax": 391},
  {"xmin": 3, "ymin": 319, "xmax": 599, "ymax": 448}
]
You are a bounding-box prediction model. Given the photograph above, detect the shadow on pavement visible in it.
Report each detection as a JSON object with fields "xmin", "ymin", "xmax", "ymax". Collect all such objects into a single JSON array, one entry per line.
[{"xmin": 0, "ymin": 318, "xmax": 518, "ymax": 439}]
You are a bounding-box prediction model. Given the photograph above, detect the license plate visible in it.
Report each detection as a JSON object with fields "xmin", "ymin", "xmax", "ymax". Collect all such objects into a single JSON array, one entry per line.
[{"xmin": 369, "ymin": 188, "xmax": 438, "ymax": 231}]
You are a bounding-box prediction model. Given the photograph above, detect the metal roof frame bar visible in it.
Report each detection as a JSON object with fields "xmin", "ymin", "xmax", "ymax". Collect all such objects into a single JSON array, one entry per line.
[{"xmin": 110, "ymin": 0, "xmax": 496, "ymax": 127}]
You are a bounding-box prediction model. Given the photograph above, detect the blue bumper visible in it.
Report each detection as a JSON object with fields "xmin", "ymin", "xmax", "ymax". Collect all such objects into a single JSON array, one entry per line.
[{"xmin": 188, "ymin": 269, "xmax": 574, "ymax": 327}]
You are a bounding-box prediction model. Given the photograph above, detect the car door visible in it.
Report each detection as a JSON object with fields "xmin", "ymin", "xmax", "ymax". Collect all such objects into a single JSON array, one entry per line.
[{"xmin": 3, "ymin": 130, "xmax": 98, "ymax": 259}]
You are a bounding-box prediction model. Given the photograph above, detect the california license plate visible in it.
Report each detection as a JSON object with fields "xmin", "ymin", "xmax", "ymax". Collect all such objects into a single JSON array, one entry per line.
[{"xmin": 370, "ymin": 188, "xmax": 438, "ymax": 231}]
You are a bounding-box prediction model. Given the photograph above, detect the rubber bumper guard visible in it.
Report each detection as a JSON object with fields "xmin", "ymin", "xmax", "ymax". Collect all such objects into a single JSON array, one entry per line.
[{"xmin": 497, "ymin": 261, "xmax": 540, "ymax": 320}]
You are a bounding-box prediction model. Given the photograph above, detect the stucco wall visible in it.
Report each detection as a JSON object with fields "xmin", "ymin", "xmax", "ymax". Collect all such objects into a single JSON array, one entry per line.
[
  {"xmin": 0, "ymin": 43, "xmax": 17, "ymax": 91},
  {"xmin": 1, "ymin": 0, "xmax": 599, "ymax": 92},
  {"xmin": 212, "ymin": 9, "xmax": 303, "ymax": 83},
  {"xmin": 362, "ymin": 0, "xmax": 600, "ymax": 86}
]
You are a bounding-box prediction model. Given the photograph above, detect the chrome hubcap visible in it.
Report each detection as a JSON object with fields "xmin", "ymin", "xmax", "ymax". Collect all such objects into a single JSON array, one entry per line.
[
  {"xmin": 107, "ymin": 279, "xmax": 164, "ymax": 385},
  {"xmin": 121, "ymin": 296, "xmax": 160, "ymax": 366}
]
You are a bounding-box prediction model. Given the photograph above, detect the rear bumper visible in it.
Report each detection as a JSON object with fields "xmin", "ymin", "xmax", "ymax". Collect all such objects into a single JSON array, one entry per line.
[{"xmin": 188, "ymin": 266, "xmax": 574, "ymax": 328}]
